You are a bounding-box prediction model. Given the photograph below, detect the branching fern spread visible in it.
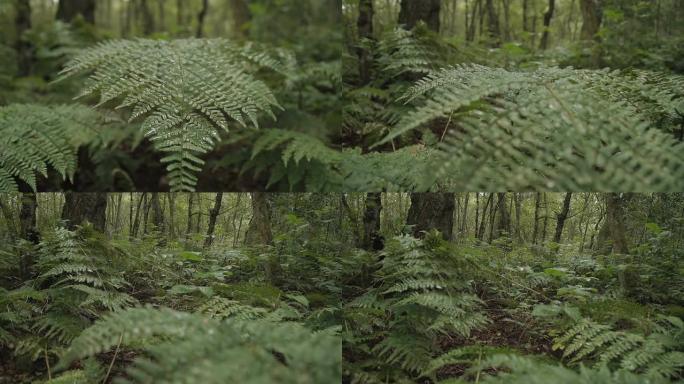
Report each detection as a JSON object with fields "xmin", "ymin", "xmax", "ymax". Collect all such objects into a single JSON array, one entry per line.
[
  {"xmin": 379, "ymin": 65, "xmax": 684, "ymax": 191},
  {"xmin": 554, "ymin": 316, "xmax": 684, "ymax": 378},
  {"xmin": 0, "ymin": 104, "xmax": 101, "ymax": 192},
  {"xmin": 57, "ymin": 306, "xmax": 341, "ymax": 384},
  {"xmin": 344, "ymin": 232, "xmax": 488, "ymax": 382},
  {"xmin": 58, "ymin": 38, "xmax": 285, "ymax": 191}
]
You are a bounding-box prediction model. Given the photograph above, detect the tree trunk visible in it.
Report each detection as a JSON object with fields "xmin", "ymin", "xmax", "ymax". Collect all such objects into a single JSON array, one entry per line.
[
  {"xmin": 493, "ymin": 193, "xmax": 510, "ymax": 239},
  {"xmin": 186, "ymin": 193, "xmax": 194, "ymax": 239},
  {"xmin": 522, "ymin": 0, "xmax": 529, "ymax": 32},
  {"xmin": 150, "ymin": 193, "xmax": 164, "ymax": 233},
  {"xmin": 61, "ymin": 193, "xmax": 107, "ymax": 232},
  {"xmin": 540, "ymin": 0, "xmax": 556, "ymax": 49},
  {"xmin": 553, "ymin": 192, "xmax": 572, "ymax": 243},
  {"xmin": 167, "ymin": 193, "xmax": 176, "ymax": 238},
  {"xmin": 204, "ymin": 193, "xmax": 223, "ymax": 248},
  {"xmin": 356, "ymin": 0, "xmax": 374, "ymax": 85},
  {"xmin": 15, "ymin": 0, "xmax": 32, "ymax": 76},
  {"xmin": 18, "ymin": 193, "xmax": 38, "ymax": 280},
  {"xmin": 196, "ymin": 0, "xmax": 209, "ymax": 37},
  {"xmin": 477, "ymin": 193, "xmax": 493, "ymax": 241},
  {"xmin": 245, "ymin": 193, "xmax": 279, "ymax": 285},
  {"xmin": 398, "ymin": 0, "xmax": 441, "ymax": 32},
  {"xmin": 131, "ymin": 193, "xmax": 144, "ymax": 239},
  {"xmin": 485, "ymin": 0, "xmax": 500, "ymax": 44},
  {"xmin": 514, "ymin": 193, "xmax": 522, "ymax": 241},
  {"xmin": 229, "ymin": 0, "xmax": 251, "ymax": 39},
  {"xmin": 362, "ymin": 193, "xmax": 382, "ymax": 250},
  {"xmin": 406, "ymin": 193, "xmax": 455, "ymax": 241},
  {"xmin": 532, "ymin": 192, "xmax": 541, "ymax": 244},
  {"xmin": 245, "ymin": 193, "xmax": 273, "ymax": 245},
  {"xmin": 541, "ymin": 194, "xmax": 549, "ymax": 243},
  {"xmin": 579, "ymin": 0, "xmax": 602, "ymax": 40},
  {"xmin": 140, "ymin": 0, "xmax": 155, "ymax": 35},
  {"xmin": 0, "ymin": 197, "xmax": 17, "ymax": 239},
  {"xmin": 599, "ymin": 193, "xmax": 629, "ymax": 254},
  {"xmin": 56, "ymin": 0, "xmax": 95, "ymax": 24}
]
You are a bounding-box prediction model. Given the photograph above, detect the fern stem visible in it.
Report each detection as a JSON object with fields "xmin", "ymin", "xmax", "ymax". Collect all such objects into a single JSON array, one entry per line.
[
  {"xmin": 44, "ymin": 346, "xmax": 52, "ymax": 381},
  {"xmin": 103, "ymin": 333, "xmax": 124, "ymax": 384}
]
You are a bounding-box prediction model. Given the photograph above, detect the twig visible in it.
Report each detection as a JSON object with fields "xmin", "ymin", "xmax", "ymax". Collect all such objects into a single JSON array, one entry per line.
[
  {"xmin": 440, "ymin": 111, "xmax": 455, "ymax": 142},
  {"xmin": 44, "ymin": 346, "xmax": 52, "ymax": 381},
  {"xmin": 103, "ymin": 333, "xmax": 124, "ymax": 384}
]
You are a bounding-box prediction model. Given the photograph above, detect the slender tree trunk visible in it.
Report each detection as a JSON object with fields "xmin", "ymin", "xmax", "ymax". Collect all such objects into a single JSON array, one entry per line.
[
  {"xmin": 356, "ymin": 0, "xmax": 374, "ymax": 85},
  {"xmin": 532, "ymin": 192, "xmax": 541, "ymax": 244},
  {"xmin": 553, "ymin": 192, "xmax": 572, "ymax": 243},
  {"xmin": 151, "ymin": 193, "xmax": 164, "ymax": 233},
  {"xmin": 131, "ymin": 193, "xmax": 144, "ymax": 239},
  {"xmin": 19, "ymin": 193, "xmax": 38, "ymax": 280},
  {"xmin": 485, "ymin": 0, "xmax": 500, "ymax": 44},
  {"xmin": 167, "ymin": 193, "xmax": 176, "ymax": 238},
  {"xmin": 113, "ymin": 194, "xmax": 123, "ymax": 235},
  {"xmin": 186, "ymin": 193, "xmax": 194, "ymax": 238},
  {"xmin": 362, "ymin": 193, "xmax": 382, "ymax": 250},
  {"xmin": 341, "ymin": 194, "xmax": 361, "ymax": 247},
  {"xmin": 407, "ymin": 193, "xmax": 455, "ymax": 241},
  {"xmin": 522, "ymin": 0, "xmax": 529, "ymax": 32},
  {"xmin": 474, "ymin": 193, "xmax": 480, "ymax": 235},
  {"xmin": 477, "ymin": 193, "xmax": 493, "ymax": 241},
  {"xmin": 398, "ymin": 0, "xmax": 441, "ymax": 32},
  {"xmin": 461, "ymin": 193, "xmax": 470, "ymax": 235},
  {"xmin": 494, "ymin": 193, "xmax": 510, "ymax": 239},
  {"xmin": 140, "ymin": 0, "xmax": 155, "ymax": 35},
  {"xmin": 0, "ymin": 197, "xmax": 17, "ymax": 239},
  {"xmin": 514, "ymin": 193, "xmax": 522, "ymax": 241},
  {"xmin": 14, "ymin": 0, "xmax": 32, "ymax": 76},
  {"xmin": 204, "ymin": 193, "xmax": 223, "ymax": 249},
  {"xmin": 541, "ymin": 194, "xmax": 549, "ymax": 243},
  {"xmin": 62, "ymin": 193, "xmax": 107, "ymax": 232},
  {"xmin": 196, "ymin": 0, "xmax": 209, "ymax": 37},
  {"xmin": 540, "ymin": 0, "xmax": 556, "ymax": 49}
]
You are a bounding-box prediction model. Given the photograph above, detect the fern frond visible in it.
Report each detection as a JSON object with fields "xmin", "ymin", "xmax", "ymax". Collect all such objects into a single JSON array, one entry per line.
[
  {"xmin": 59, "ymin": 39, "xmax": 283, "ymax": 191},
  {"xmin": 0, "ymin": 104, "xmax": 101, "ymax": 192}
]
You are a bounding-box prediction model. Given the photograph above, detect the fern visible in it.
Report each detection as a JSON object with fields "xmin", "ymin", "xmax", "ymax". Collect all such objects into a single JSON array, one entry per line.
[
  {"xmin": 345, "ymin": 232, "xmax": 488, "ymax": 381},
  {"xmin": 554, "ymin": 317, "xmax": 684, "ymax": 378},
  {"xmin": 57, "ymin": 306, "xmax": 341, "ymax": 384},
  {"xmin": 471, "ymin": 354, "xmax": 674, "ymax": 384},
  {"xmin": 378, "ymin": 65, "xmax": 684, "ymax": 191},
  {"xmin": 0, "ymin": 104, "xmax": 101, "ymax": 192},
  {"xmin": 59, "ymin": 38, "xmax": 284, "ymax": 191}
]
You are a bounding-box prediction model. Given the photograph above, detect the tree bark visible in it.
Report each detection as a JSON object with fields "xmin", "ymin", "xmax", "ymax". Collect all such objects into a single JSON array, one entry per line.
[
  {"xmin": 406, "ymin": 193, "xmax": 455, "ymax": 241},
  {"xmin": 579, "ymin": 0, "xmax": 602, "ymax": 40},
  {"xmin": 204, "ymin": 193, "xmax": 223, "ymax": 248},
  {"xmin": 151, "ymin": 192, "xmax": 164, "ymax": 233},
  {"xmin": 61, "ymin": 193, "xmax": 107, "ymax": 232},
  {"xmin": 56, "ymin": 0, "xmax": 95, "ymax": 24},
  {"xmin": 186, "ymin": 193, "xmax": 194, "ymax": 238},
  {"xmin": 532, "ymin": 192, "xmax": 541, "ymax": 244},
  {"xmin": 196, "ymin": 0, "xmax": 209, "ymax": 37},
  {"xmin": 493, "ymin": 192, "xmax": 510, "ymax": 239},
  {"xmin": 245, "ymin": 193, "xmax": 279, "ymax": 285},
  {"xmin": 140, "ymin": 0, "xmax": 155, "ymax": 35},
  {"xmin": 553, "ymin": 192, "xmax": 572, "ymax": 243},
  {"xmin": 15, "ymin": 0, "xmax": 33, "ymax": 76},
  {"xmin": 540, "ymin": 0, "xmax": 556, "ymax": 49},
  {"xmin": 0, "ymin": 197, "xmax": 17, "ymax": 239},
  {"xmin": 18, "ymin": 193, "xmax": 38, "ymax": 280},
  {"xmin": 398, "ymin": 0, "xmax": 441, "ymax": 32},
  {"xmin": 229, "ymin": 0, "xmax": 251, "ymax": 39},
  {"xmin": 485, "ymin": 0, "xmax": 500, "ymax": 44},
  {"xmin": 599, "ymin": 193, "xmax": 629, "ymax": 254},
  {"xmin": 356, "ymin": 0, "xmax": 374, "ymax": 85},
  {"xmin": 362, "ymin": 193, "xmax": 382, "ymax": 250}
]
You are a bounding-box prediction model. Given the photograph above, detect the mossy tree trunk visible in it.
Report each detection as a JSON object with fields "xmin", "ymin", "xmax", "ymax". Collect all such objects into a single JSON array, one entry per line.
[
  {"xmin": 61, "ymin": 192, "xmax": 107, "ymax": 232},
  {"xmin": 406, "ymin": 193, "xmax": 455, "ymax": 240},
  {"xmin": 398, "ymin": 0, "xmax": 441, "ymax": 32}
]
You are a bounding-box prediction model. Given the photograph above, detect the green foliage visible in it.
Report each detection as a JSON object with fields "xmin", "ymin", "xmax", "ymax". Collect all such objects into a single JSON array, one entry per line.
[
  {"xmin": 380, "ymin": 65, "xmax": 684, "ymax": 191},
  {"xmin": 59, "ymin": 38, "xmax": 286, "ymax": 191},
  {"xmin": 344, "ymin": 232, "xmax": 488, "ymax": 382},
  {"xmin": 554, "ymin": 316, "xmax": 684, "ymax": 378},
  {"xmin": 57, "ymin": 306, "xmax": 341, "ymax": 384},
  {"xmin": 0, "ymin": 104, "xmax": 101, "ymax": 192}
]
